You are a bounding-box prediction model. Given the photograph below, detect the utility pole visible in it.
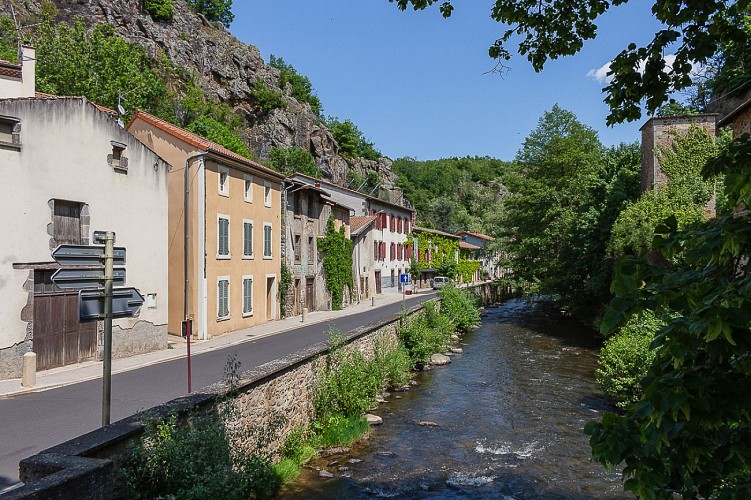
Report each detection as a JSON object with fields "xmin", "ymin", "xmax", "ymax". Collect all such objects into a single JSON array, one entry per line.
[{"xmin": 101, "ymin": 231, "xmax": 114, "ymax": 427}]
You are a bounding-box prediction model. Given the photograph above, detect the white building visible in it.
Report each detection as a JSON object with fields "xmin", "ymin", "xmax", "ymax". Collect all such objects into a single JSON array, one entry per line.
[{"xmin": 0, "ymin": 53, "xmax": 169, "ymax": 379}]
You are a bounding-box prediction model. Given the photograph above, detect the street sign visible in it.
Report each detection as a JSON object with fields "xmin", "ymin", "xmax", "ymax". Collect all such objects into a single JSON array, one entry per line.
[
  {"xmin": 93, "ymin": 231, "xmax": 115, "ymax": 244},
  {"xmin": 52, "ymin": 268, "xmax": 126, "ymax": 290},
  {"xmin": 79, "ymin": 287, "xmax": 144, "ymax": 320},
  {"xmin": 52, "ymin": 245, "xmax": 126, "ymax": 266},
  {"xmin": 400, "ymin": 273, "xmax": 410, "ymax": 284}
]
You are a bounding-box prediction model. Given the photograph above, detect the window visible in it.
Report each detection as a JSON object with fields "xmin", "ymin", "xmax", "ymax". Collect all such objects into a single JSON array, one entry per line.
[
  {"xmin": 263, "ymin": 223, "xmax": 273, "ymax": 258},
  {"xmin": 217, "ymin": 277, "xmax": 230, "ymax": 320},
  {"xmin": 264, "ymin": 181, "xmax": 272, "ymax": 207},
  {"xmin": 0, "ymin": 115, "xmax": 20, "ymax": 150},
  {"xmin": 308, "ymin": 236, "xmax": 315, "ymax": 263},
  {"xmin": 307, "ymin": 195, "xmax": 316, "ymax": 218},
  {"xmin": 293, "ymin": 192, "xmax": 303, "ymax": 215},
  {"xmin": 218, "ymin": 166, "xmax": 229, "ymax": 197},
  {"xmin": 242, "ymin": 276, "xmax": 253, "ymax": 316},
  {"xmin": 109, "ymin": 141, "xmax": 128, "ymax": 173},
  {"xmin": 218, "ymin": 215, "xmax": 230, "ymax": 258},
  {"xmin": 244, "ymin": 174, "xmax": 253, "ymax": 203},
  {"xmin": 294, "ymin": 234, "xmax": 301, "ymax": 263},
  {"xmin": 53, "ymin": 200, "xmax": 82, "ymax": 245},
  {"xmin": 243, "ymin": 220, "xmax": 253, "ymax": 258},
  {"xmin": 391, "ymin": 242, "xmax": 396, "ymax": 261}
]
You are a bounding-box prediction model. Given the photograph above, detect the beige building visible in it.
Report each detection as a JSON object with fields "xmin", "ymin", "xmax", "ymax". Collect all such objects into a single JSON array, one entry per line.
[
  {"xmin": 0, "ymin": 95, "xmax": 170, "ymax": 379},
  {"xmin": 127, "ymin": 111, "xmax": 285, "ymax": 339},
  {"xmin": 350, "ymin": 215, "xmax": 378, "ymax": 301}
]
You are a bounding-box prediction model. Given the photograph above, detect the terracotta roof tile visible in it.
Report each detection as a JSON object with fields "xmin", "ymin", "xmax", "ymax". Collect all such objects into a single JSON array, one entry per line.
[
  {"xmin": 460, "ymin": 241, "xmax": 481, "ymax": 250},
  {"xmin": 455, "ymin": 230, "xmax": 494, "ymax": 241},
  {"xmin": 350, "ymin": 215, "xmax": 378, "ymax": 235},
  {"xmin": 413, "ymin": 226, "xmax": 460, "ymax": 239},
  {"xmin": 128, "ymin": 110, "xmax": 284, "ymax": 179}
]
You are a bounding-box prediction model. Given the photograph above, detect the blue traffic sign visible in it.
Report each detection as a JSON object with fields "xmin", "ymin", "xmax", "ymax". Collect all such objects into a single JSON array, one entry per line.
[{"xmin": 400, "ymin": 273, "xmax": 410, "ymax": 284}]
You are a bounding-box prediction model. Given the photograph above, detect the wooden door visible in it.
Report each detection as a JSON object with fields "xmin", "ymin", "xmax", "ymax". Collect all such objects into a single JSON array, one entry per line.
[
  {"xmin": 375, "ymin": 271, "xmax": 382, "ymax": 294},
  {"xmin": 306, "ymin": 277, "xmax": 314, "ymax": 311},
  {"xmin": 33, "ymin": 271, "xmax": 96, "ymax": 370}
]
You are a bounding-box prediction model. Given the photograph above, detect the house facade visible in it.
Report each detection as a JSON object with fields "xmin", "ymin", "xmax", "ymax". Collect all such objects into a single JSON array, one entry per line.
[
  {"xmin": 455, "ymin": 230, "xmax": 500, "ymax": 280},
  {"xmin": 283, "ymin": 178, "xmax": 351, "ymax": 316},
  {"xmin": 412, "ymin": 226, "xmax": 459, "ymax": 288},
  {"xmin": 127, "ymin": 111, "xmax": 285, "ymax": 340},
  {"xmin": 350, "ymin": 215, "xmax": 378, "ymax": 301},
  {"xmin": 0, "ymin": 96, "xmax": 170, "ymax": 379},
  {"xmin": 289, "ymin": 174, "xmax": 414, "ymax": 293}
]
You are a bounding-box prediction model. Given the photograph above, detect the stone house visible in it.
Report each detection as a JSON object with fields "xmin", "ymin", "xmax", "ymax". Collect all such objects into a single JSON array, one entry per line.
[
  {"xmin": 288, "ymin": 174, "xmax": 415, "ymax": 294},
  {"xmin": 0, "ymin": 79, "xmax": 170, "ymax": 378},
  {"xmin": 127, "ymin": 111, "xmax": 286, "ymax": 340},
  {"xmin": 282, "ymin": 178, "xmax": 351, "ymax": 316},
  {"xmin": 717, "ymin": 97, "xmax": 751, "ymax": 137},
  {"xmin": 350, "ymin": 215, "xmax": 378, "ymax": 301},
  {"xmin": 455, "ymin": 230, "xmax": 500, "ymax": 280},
  {"xmin": 412, "ymin": 226, "xmax": 460, "ymax": 288}
]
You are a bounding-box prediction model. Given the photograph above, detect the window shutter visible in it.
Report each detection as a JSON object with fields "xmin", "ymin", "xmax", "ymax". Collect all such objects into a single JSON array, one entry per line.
[
  {"xmin": 219, "ymin": 218, "xmax": 229, "ymax": 255},
  {"xmin": 244, "ymin": 222, "xmax": 252, "ymax": 256}
]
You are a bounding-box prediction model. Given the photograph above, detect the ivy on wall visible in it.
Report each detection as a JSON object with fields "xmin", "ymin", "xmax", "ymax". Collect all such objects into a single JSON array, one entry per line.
[
  {"xmin": 413, "ymin": 232, "xmax": 459, "ymax": 269},
  {"xmin": 278, "ymin": 260, "xmax": 293, "ymax": 318},
  {"xmin": 456, "ymin": 259, "xmax": 480, "ymax": 282},
  {"xmin": 319, "ymin": 216, "xmax": 353, "ymax": 310}
]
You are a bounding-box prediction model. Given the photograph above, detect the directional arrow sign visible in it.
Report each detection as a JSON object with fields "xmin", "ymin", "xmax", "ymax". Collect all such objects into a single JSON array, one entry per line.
[
  {"xmin": 52, "ymin": 245, "xmax": 126, "ymax": 266},
  {"xmin": 79, "ymin": 287, "xmax": 144, "ymax": 320},
  {"xmin": 52, "ymin": 268, "xmax": 126, "ymax": 290}
]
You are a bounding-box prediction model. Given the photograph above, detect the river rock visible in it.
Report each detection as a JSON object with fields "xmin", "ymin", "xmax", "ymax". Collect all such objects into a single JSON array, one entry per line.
[
  {"xmin": 328, "ymin": 460, "xmax": 339, "ymax": 467},
  {"xmin": 377, "ymin": 451, "xmax": 395, "ymax": 457},
  {"xmin": 366, "ymin": 413, "xmax": 383, "ymax": 425},
  {"xmin": 347, "ymin": 458, "xmax": 363, "ymax": 464},
  {"xmin": 376, "ymin": 395, "xmax": 388, "ymax": 403},
  {"xmin": 451, "ymin": 334, "xmax": 460, "ymax": 341},
  {"xmin": 430, "ymin": 354, "xmax": 452, "ymax": 365},
  {"xmin": 418, "ymin": 421, "xmax": 440, "ymax": 427},
  {"xmin": 319, "ymin": 469, "xmax": 334, "ymax": 478},
  {"xmin": 410, "ymin": 380, "xmax": 419, "ymax": 386},
  {"xmin": 339, "ymin": 466, "xmax": 350, "ymax": 472},
  {"xmin": 450, "ymin": 347, "xmax": 464, "ymax": 354},
  {"xmin": 319, "ymin": 446, "xmax": 351, "ymax": 457}
]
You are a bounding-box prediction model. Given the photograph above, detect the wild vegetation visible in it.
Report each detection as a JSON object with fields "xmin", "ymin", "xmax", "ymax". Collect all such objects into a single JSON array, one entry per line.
[{"xmin": 318, "ymin": 216, "xmax": 354, "ymax": 310}]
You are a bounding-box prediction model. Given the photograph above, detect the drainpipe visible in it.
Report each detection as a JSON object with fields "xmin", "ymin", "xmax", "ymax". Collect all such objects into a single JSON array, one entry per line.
[{"xmin": 185, "ymin": 153, "xmax": 206, "ymax": 332}]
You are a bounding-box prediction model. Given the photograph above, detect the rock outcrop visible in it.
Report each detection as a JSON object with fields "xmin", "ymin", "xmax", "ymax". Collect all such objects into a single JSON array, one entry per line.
[{"xmin": 0, "ymin": 0, "xmax": 405, "ymax": 195}]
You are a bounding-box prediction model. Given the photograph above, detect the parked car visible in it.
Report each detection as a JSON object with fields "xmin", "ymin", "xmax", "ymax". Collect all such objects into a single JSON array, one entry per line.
[{"xmin": 433, "ymin": 276, "xmax": 450, "ymax": 289}]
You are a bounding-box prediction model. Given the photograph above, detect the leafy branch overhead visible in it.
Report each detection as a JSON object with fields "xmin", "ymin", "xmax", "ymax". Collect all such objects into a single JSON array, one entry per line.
[{"xmin": 390, "ymin": 0, "xmax": 751, "ymax": 124}]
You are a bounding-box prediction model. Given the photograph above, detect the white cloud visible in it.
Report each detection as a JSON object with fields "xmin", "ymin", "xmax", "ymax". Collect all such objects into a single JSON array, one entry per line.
[{"xmin": 586, "ymin": 54, "xmax": 705, "ymax": 83}]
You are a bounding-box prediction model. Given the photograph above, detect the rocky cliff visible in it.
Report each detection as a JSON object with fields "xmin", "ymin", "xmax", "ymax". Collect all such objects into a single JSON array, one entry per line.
[{"xmin": 0, "ymin": 0, "xmax": 406, "ymax": 202}]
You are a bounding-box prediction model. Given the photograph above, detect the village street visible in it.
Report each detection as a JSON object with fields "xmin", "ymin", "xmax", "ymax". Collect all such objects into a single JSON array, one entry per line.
[{"xmin": 0, "ymin": 291, "xmax": 434, "ymax": 490}]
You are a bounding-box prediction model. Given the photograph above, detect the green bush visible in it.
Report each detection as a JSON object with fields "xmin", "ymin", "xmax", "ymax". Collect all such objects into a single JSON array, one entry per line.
[
  {"xmin": 595, "ymin": 310, "xmax": 661, "ymax": 408},
  {"xmin": 437, "ymin": 285, "xmax": 481, "ymax": 333},
  {"xmin": 374, "ymin": 337, "xmax": 412, "ymax": 388},
  {"xmin": 325, "ymin": 116, "xmax": 381, "ymax": 160},
  {"xmin": 269, "ymin": 55, "xmax": 322, "ymax": 115},
  {"xmin": 266, "ymin": 146, "xmax": 322, "ymax": 177},
  {"xmin": 143, "ymin": 0, "xmax": 174, "ymax": 21},
  {"xmin": 309, "ymin": 414, "xmax": 369, "ymax": 448},
  {"xmin": 318, "ymin": 216, "xmax": 354, "ymax": 310},
  {"xmin": 251, "ymin": 78, "xmax": 286, "ymax": 114},
  {"xmin": 185, "ymin": 115, "xmax": 252, "ymax": 158},
  {"xmin": 315, "ymin": 346, "xmax": 381, "ymax": 419},
  {"xmin": 398, "ymin": 301, "xmax": 454, "ymax": 366}
]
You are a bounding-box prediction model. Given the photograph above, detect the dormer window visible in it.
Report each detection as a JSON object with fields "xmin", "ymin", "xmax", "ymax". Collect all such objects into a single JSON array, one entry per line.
[
  {"xmin": 109, "ymin": 141, "xmax": 128, "ymax": 173},
  {"xmin": 0, "ymin": 115, "xmax": 21, "ymax": 151}
]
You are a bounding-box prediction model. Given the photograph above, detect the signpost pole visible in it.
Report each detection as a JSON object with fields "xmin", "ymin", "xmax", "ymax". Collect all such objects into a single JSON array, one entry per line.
[{"xmin": 102, "ymin": 232, "xmax": 114, "ymax": 427}]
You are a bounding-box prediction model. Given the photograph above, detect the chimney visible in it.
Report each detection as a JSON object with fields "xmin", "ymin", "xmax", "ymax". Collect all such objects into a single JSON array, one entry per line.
[{"xmin": 20, "ymin": 46, "xmax": 35, "ymax": 97}]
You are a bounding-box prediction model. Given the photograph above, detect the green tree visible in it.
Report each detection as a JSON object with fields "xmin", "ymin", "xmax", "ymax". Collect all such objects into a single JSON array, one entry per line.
[
  {"xmin": 266, "ymin": 147, "xmax": 322, "ymax": 177},
  {"xmin": 185, "ymin": 115, "xmax": 252, "ymax": 158},
  {"xmin": 251, "ymin": 78, "xmax": 286, "ymax": 114},
  {"xmin": 33, "ymin": 20, "xmax": 168, "ymax": 117},
  {"xmin": 187, "ymin": 0, "xmax": 234, "ymax": 27},
  {"xmin": 390, "ymin": 0, "xmax": 749, "ymax": 124},
  {"xmin": 325, "ymin": 117, "xmax": 381, "ymax": 160},
  {"xmin": 143, "ymin": 0, "xmax": 174, "ymax": 22},
  {"xmin": 587, "ymin": 137, "xmax": 751, "ymax": 498},
  {"xmin": 500, "ymin": 105, "xmax": 639, "ymax": 320},
  {"xmin": 269, "ymin": 55, "xmax": 322, "ymax": 115},
  {"xmin": 0, "ymin": 15, "xmax": 17, "ymax": 62}
]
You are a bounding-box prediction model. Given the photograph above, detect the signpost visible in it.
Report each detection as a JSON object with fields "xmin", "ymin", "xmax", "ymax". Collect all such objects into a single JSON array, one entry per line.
[
  {"xmin": 51, "ymin": 231, "xmax": 140, "ymax": 427},
  {"xmin": 399, "ymin": 273, "xmax": 410, "ymax": 308}
]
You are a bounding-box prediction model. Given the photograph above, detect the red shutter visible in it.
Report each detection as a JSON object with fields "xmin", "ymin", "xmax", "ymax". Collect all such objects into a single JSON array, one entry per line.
[{"xmin": 381, "ymin": 242, "xmax": 386, "ymax": 261}]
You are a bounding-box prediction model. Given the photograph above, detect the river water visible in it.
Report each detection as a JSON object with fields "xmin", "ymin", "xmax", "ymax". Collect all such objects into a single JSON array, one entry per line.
[{"xmin": 280, "ymin": 299, "xmax": 630, "ymax": 499}]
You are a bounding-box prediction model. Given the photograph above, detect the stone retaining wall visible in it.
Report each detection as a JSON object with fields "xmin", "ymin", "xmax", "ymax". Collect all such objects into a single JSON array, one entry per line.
[{"xmin": 4, "ymin": 282, "xmax": 506, "ymax": 499}]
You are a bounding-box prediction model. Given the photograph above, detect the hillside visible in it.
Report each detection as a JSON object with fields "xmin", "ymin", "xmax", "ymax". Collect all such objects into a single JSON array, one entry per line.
[{"xmin": 0, "ymin": 0, "xmax": 405, "ymax": 200}]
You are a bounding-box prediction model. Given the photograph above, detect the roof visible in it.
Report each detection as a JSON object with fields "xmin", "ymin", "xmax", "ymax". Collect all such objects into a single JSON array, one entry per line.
[
  {"xmin": 455, "ymin": 230, "xmax": 494, "ymax": 241},
  {"xmin": 459, "ymin": 241, "xmax": 481, "ymax": 250},
  {"xmin": 639, "ymin": 113, "xmax": 718, "ymax": 132},
  {"xmin": 717, "ymin": 97, "xmax": 751, "ymax": 128},
  {"xmin": 292, "ymin": 172, "xmax": 415, "ymax": 214},
  {"xmin": 128, "ymin": 110, "xmax": 284, "ymax": 180},
  {"xmin": 350, "ymin": 215, "xmax": 378, "ymax": 235},
  {"xmin": 413, "ymin": 225, "xmax": 460, "ymax": 239},
  {"xmin": 0, "ymin": 59, "xmax": 21, "ymax": 79}
]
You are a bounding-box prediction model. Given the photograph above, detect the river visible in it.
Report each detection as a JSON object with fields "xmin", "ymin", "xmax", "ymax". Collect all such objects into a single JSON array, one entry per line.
[{"xmin": 280, "ymin": 298, "xmax": 630, "ymax": 499}]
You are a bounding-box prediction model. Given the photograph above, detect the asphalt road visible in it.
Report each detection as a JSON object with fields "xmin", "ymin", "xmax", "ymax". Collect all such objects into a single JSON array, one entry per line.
[{"xmin": 0, "ymin": 293, "xmax": 434, "ymax": 490}]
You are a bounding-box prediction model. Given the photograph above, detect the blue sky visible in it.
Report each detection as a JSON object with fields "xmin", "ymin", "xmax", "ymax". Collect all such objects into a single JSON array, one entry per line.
[{"xmin": 232, "ymin": 0, "xmax": 667, "ymax": 161}]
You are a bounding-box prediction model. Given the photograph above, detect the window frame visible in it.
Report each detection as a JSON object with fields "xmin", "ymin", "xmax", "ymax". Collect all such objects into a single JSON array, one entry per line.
[
  {"xmin": 263, "ymin": 223, "xmax": 273, "ymax": 259},
  {"xmin": 264, "ymin": 181, "xmax": 273, "ymax": 208},
  {"xmin": 218, "ymin": 165, "xmax": 230, "ymax": 197},
  {"xmin": 243, "ymin": 174, "xmax": 253, "ymax": 203},
  {"xmin": 0, "ymin": 115, "xmax": 21, "ymax": 151},
  {"xmin": 217, "ymin": 276, "xmax": 230, "ymax": 320},
  {"xmin": 242, "ymin": 275, "xmax": 254, "ymax": 317},
  {"xmin": 242, "ymin": 219, "xmax": 254, "ymax": 259},
  {"xmin": 217, "ymin": 214, "xmax": 231, "ymax": 259}
]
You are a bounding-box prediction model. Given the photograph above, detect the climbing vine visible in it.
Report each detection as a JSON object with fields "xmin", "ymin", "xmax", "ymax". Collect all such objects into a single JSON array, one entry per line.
[
  {"xmin": 456, "ymin": 259, "xmax": 480, "ymax": 282},
  {"xmin": 319, "ymin": 216, "xmax": 353, "ymax": 310},
  {"xmin": 278, "ymin": 260, "xmax": 292, "ymax": 318},
  {"xmin": 413, "ymin": 231, "xmax": 459, "ymax": 269}
]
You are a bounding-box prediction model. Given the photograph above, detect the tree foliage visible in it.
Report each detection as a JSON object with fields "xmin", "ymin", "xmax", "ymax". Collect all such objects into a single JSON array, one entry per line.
[
  {"xmin": 0, "ymin": 15, "xmax": 17, "ymax": 62},
  {"xmin": 390, "ymin": 0, "xmax": 750, "ymax": 124},
  {"xmin": 266, "ymin": 146, "xmax": 322, "ymax": 178},
  {"xmin": 143, "ymin": 0, "xmax": 174, "ymax": 22},
  {"xmin": 500, "ymin": 105, "xmax": 640, "ymax": 320},
  {"xmin": 187, "ymin": 0, "xmax": 234, "ymax": 27},
  {"xmin": 269, "ymin": 55, "xmax": 322, "ymax": 115},
  {"xmin": 586, "ymin": 136, "xmax": 751, "ymax": 499},
  {"xmin": 325, "ymin": 117, "xmax": 381, "ymax": 161},
  {"xmin": 251, "ymin": 78, "xmax": 286, "ymax": 114},
  {"xmin": 185, "ymin": 115, "xmax": 251, "ymax": 158}
]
